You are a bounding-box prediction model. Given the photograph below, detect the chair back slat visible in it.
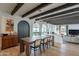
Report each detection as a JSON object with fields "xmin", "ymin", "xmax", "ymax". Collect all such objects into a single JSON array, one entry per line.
[
  {"xmin": 44, "ymin": 38, "xmax": 48, "ymax": 43},
  {"xmin": 35, "ymin": 39, "xmax": 41, "ymax": 47}
]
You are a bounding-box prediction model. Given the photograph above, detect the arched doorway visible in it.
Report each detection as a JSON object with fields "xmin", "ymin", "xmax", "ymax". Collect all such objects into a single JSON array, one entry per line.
[
  {"xmin": 18, "ymin": 20, "xmax": 30, "ymax": 38},
  {"xmin": 18, "ymin": 20, "xmax": 30, "ymax": 53}
]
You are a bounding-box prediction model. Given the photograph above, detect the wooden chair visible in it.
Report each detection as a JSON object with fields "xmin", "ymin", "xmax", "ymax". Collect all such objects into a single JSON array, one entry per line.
[
  {"xmin": 48, "ymin": 36, "xmax": 54, "ymax": 47},
  {"xmin": 47, "ymin": 37, "xmax": 51, "ymax": 47},
  {"xmin": 30, "ymin": 39, "xmax": 41, "ymax": 56},
  {"xmin": 41, "ymin": 38, "xmax": 49, "ymax": 52}
]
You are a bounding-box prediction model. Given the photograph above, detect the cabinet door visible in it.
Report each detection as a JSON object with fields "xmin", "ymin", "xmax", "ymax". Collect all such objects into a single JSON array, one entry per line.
[
  {"xmin": 2, "ymin": 35, "xmax": 18, "ymax": 50},
  {"xmin": 2, "ymin": 37, "xmax": 9, "ymax": 49},
  {"xmin": 11, "ymin": 35, "xmax": 18, "ymax": 47}
]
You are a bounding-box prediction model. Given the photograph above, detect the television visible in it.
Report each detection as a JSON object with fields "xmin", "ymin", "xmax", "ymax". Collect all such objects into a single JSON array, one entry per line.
[{"xmin": 69, "ymin": 30, "xmax": 79, "ymax": 35}]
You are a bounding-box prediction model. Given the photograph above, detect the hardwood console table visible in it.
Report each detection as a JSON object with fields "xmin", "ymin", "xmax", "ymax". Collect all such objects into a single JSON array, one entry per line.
[{"xmin": 1, "ymin": 35, "xmax": 18, "ymax": 50}]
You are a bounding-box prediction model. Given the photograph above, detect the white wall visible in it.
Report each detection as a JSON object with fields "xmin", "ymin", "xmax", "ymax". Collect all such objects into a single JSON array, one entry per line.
[
  {"xmin": 0, "ymin": 12, "xmax": 54, "ymax": 38},
  {"xmin": 0, "ymin": 12, "xmax": 62, "ymax": 44},
  {"xmin": 0, "ymin": 12, "xmax": 34, "ymax": 38},
  {"xmin": 68, "ymin": 24, "xmax": 79, "ymax": 30}
]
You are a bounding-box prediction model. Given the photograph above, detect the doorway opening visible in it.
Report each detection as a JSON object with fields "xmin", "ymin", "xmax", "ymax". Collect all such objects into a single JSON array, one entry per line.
[{"xmin": 18, "ymin": 20, "xmax": 30, "ymax": 38}]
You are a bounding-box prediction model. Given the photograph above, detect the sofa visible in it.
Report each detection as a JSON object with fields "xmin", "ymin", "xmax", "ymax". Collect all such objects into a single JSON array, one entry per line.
[{"xmin": 63, "ymin": 35, "xmax": 79, "ymax": 43}]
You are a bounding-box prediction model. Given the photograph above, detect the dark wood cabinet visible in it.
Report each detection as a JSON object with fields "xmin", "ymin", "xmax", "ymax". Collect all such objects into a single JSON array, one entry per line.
[{"xmin": 1, "ymin": 35, "xmax": 18, "ymax": 50}]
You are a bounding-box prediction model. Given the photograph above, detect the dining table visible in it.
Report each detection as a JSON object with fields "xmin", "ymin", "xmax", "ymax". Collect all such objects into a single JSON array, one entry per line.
[{"xmin": 19, "ymin": 36, "xmax": 54, "ymax": 56}]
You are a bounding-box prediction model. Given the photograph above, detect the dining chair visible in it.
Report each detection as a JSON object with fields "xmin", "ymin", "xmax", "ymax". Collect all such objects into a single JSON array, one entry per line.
[
  {"xmin": 48, "ymin": 36, "xmax": 54, "ymax": 47},
  {"xmin": 47, "ymin": 36, "xmax": 51, "ymax": 47},
  {"xmin": 41, "ymin": 37, "xmax": 49, "ymax": 52},
  {"xmin": 30, "ymin": 39, "xmax": 41, "ymax": 56}
]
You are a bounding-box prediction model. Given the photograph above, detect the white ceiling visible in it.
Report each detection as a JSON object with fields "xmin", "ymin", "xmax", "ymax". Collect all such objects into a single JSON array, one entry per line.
[
  {"xmin": 0, "ymin": 3, "xmax": 17, "ymax": 14},
  {"xmin": 0, "ymin": 3, "xmax": 66, "ymax": 17},
  {"xmin": 14, "ymin": 3, "xmax": 41, "ymax": 16},
  {"xmin": 27, "ymin": 3, "xmax": 65, "ymax": 18},
  {"xmin": 0, "ymin": 3, "xmax": 79, "ymax": 24},
  {"xmin": 36, "ymin": 4, "xmax": 79, "ymax": 19},
  {"xmin": 44, "ymin": 12, "xmax": 79, "ymax": 25}
]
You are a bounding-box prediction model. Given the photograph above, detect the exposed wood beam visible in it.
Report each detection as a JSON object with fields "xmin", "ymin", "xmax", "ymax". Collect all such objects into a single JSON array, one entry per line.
[
  {"xmin": 22, "ymin": 3, "xmax": 51, "ymax": 17},
  {"xmin": 43, "ymin": 11, "xmax": 79, "ymax": 22},
  {"xmin": 44, "ymin": 14, "xmax": 79, "ymax": 25},
  {"xmin": 11, "ymin": 3, "xmax": 24, "ymax": 15},
  {"xmin": 41, "ymin": 11, "xmax": 79, "ymax": 24},
  {"xmin": 45, "ymin": 10, "xmax": 79, "ymax": 21},
  {"xmin": 30, "ymin": 3, "xmax": 78, "ymax": 19},
  {"xmin": 36, "ymin": 6, "xmax": 79, "ymax": 20}
]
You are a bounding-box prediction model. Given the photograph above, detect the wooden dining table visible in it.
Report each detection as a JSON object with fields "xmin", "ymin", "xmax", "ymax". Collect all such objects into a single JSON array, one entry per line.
[{"xmin": 19, "ymin": 36, "xmax": 54, "ymax": 56}]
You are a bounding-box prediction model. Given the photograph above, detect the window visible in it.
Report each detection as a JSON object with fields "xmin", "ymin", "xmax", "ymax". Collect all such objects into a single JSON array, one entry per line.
[
  {"xmin": 47, "ymin": 24, "xmax": 52, "ymax": 33},
  {"xmin": 54, "ymin": 25, "xmax": 60, "ymax": 35},
  {"xmin": 33, "ymin": 23, "xmax": 40, "ymax": 37},
  {"xmin": 60, "ymin": 25, "xmax": 66, "ymax": 35},
  {"xmin": 41, "ymin": 24, "xmax": 47, "ymax": 36},
  {"xmin": 47, "ymin": 24, "xmax": 55, "ymax": 35}
]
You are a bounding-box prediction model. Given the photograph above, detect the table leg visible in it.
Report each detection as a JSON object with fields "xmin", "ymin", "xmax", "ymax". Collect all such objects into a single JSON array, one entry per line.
[
  {"xmin": 52, "ymin": 37, "xmax": 54, "ymax": 46},
  {"xmin": 20, "ymin": 40, "xmax": 24, "ymax": 53},
  {"xmin": 43, "ymin": 43, "xmax": 45, "ymax": 52},
  {"xmin": 25, "ymin": 42, "xmax": 30, "ymax": 56}
]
